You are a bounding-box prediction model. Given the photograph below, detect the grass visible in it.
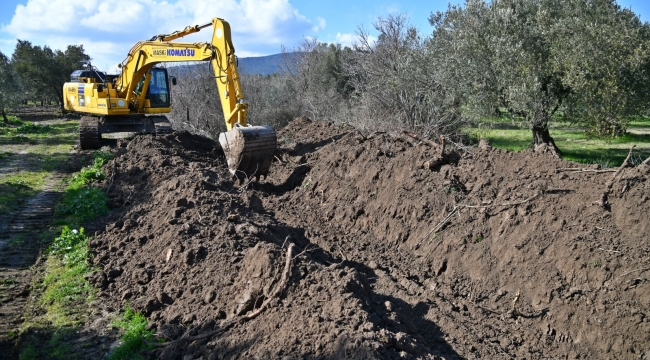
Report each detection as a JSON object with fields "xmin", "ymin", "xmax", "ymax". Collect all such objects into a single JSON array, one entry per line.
[
  {"xmin": 107, "ymin": 307, "xmax": 155, "ymax": 360},
  {"xmin": 0, "ymin": 171, "xmax": 47, "ymax": 216},
  {"xmin": 36, "ymin": 227, "xmax": 95, "ymax": 327},
  {"xmin": 16, "ymin": 144, "xmax": 113, "ymax": 359},
  {"xmin": 54, "ymin": 149, "xmax": 113, "ymax": 227},
  {"xmin": 18, "ymin": 328, "xmax": 77, "ymax": 360},
  {"xmin": 468, "ymin": 116, "xmax": 650, "ymax": 167},
  {"xmin": 17, "ymin": 228, "xmax": 96, "ymax": 360}
]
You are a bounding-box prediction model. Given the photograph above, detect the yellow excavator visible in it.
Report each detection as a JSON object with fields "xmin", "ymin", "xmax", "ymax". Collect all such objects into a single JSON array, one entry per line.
[{"xmin": 63, "ymin": 18, "xmax": 276, "ymax": 180}]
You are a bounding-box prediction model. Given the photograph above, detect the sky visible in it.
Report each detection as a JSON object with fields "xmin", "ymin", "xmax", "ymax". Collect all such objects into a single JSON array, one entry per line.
[{"xmin": 1, "ymin": 0, "xmax": 649, "ymax": 73}]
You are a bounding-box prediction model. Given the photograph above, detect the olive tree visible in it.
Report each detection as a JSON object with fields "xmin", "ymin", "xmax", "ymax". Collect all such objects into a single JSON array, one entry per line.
[
  {"xmin": 429, "ymin": 0, "xmax": 650, "ymax": 154},
  {"xmin": 280, "ymin": 39, "xmax": 353, "ymax": 123},
  {"xmin": 12, "ymin": 40, "xmax": 90, "ymax": 114},
  {"xmin": 343, "ymin": 14, "xmax": 465, "ymax": 135},
  {"xmin": 0, "ymin": 51, "xmax": 22, "ymax": 122},
  {"xmin": 168, "ymin": 63, "xmax": 299, "ymax": 138}
]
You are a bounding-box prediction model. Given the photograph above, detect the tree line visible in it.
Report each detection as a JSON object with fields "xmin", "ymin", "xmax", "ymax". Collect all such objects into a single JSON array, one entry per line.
[
  {"xmin": 0, "ymin": 40, "xmax": 89, "ymax": 122},
  {"xmin": 171, "ymin": 0, "xmax": 649, "ymax": 157},
  {"xmin": 2, "ymin": 0, "xmax": 648, "ymax": 157}
]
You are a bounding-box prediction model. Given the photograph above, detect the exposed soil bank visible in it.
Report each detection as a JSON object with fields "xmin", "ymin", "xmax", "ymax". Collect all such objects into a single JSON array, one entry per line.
[{"xmin": 89, "ymin": 118, "xmax": 649, "ymax": 359}]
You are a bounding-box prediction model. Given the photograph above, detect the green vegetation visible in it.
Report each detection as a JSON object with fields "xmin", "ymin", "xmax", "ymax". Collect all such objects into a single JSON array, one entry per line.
[
  {"xmin": 38, "ymin": 227, "xmax": 94, "ymax": 327},
  {"xmin": 18, "ymin": 227, "xmax": 95, "ymax": 359},
  {"xmin": 468, "ymin": 116, "xmax": 650, "ymax": 167},
  {"xmin": 0, "ymin": 115, "xmax": 52, "ymax": 135},
  {"xmin": 107, "ymin": 307, "xmax": 155, "ymax": 360},
  {"xmin": 0, "ymin": 171, "xmax": 46, "ymax": 216},
  {"xmin": 55, "ymin": 149, "xmax": 113, "ymax": 225},
  {"xmin": 18, "ymin": 328, "xmax": 76, "ymax": 360},
  {"xmin": 17, "ymin": 147, "xmax": 112, "ymax": 359}
]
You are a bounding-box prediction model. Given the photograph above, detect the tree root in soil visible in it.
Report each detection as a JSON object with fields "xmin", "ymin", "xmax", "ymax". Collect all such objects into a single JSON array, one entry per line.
[
  {"xmin": 475, "ymin": 290, "xmax": 546, "ymax": 320},
  {"xmin": 595, "ymin": 145, "xmax": 635, "ymax": 209},
  {"xmin": 414, "ymin": 192, "xmax": 541, "ymax": 253},
  {"xmin": 153, "ymin": 243, "xmax": 296, "ymax": 354},
  {"xmin": 403, "ymin": 131, "xmax": 447, "ymax": 170}
]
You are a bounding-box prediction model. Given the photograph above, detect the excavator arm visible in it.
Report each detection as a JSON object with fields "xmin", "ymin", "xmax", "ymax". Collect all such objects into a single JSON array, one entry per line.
[{"xmin": 115, "ymin": 18, "xmax": 248, "ymax": 130}]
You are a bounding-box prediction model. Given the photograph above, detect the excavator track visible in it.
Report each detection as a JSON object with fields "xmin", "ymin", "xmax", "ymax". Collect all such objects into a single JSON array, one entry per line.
[
  {"xmin": 152, "ymin": 116, "xmax": 174, "ymax": 136},
  {"xmin": 79, "ymin": 116, "xmax": 101, "ymax": 149}
]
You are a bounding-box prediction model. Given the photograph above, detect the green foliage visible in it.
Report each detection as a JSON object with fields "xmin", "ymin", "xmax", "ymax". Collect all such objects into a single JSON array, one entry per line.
[
  {"xmin": 0, "ymin": 51, "xmax": 23, "ymax": 121},
  {"xmin": 55, "ymin": 149, "xmax": 112, "ymax": 223},
  {"xmin": 40, "ymin": 227, "xmax": 94, "ymax": 327},
  {"xmin": 49, "ymin": 227, "xmax": 87, "ymax": 264},
  {"xmin": 55, "ymin": 186, "xmax": 108, "ymax": 222},
  {"xmin": 108, "ymin": 307, "xmax": 155, "ymax": 360},
  {"xmin": 0, "ymin": 115, "xmax": 52, "ymax": 136},
  {"xmin": 430, "ymin": 0, "xmax": 650, "ymax": 146},
  {"xmin": 17, "ymin": 122, "xmax": 51, "ymax": 134},
  {"xmin": 592, "ymin": 259, "xmax": 602, "ymax": 268},
  {"xmin": 11, "ymin": 40, "xmax": 90, "ymax": 112},
  {"xmin": 19, "ymin": 328, "xmax": 76, "ymax": 360}
]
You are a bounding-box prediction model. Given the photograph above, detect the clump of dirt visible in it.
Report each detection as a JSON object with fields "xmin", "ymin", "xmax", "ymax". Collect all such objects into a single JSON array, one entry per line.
[{"xmin": 90, "ymin": 118, "xmax": 650, "ymax": 359}]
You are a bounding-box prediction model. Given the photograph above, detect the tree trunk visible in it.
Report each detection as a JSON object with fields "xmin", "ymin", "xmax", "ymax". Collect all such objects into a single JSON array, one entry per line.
[
  {"xmin": 57, "ymin": 93, "xmax": 65, "ymax": 115},
  {"xmin": 1, "ymin": 107, "xmax": 8, "ymax": 123},
  {"xmin": 532, "ymin": 124, "xmax": 562, "ymax": 157}
]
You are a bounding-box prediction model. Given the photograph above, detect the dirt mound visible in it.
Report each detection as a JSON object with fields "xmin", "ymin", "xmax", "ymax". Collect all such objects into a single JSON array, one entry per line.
[{"xmin": 89, "ymin": 118, "xmax": 650, "ymax": 359}]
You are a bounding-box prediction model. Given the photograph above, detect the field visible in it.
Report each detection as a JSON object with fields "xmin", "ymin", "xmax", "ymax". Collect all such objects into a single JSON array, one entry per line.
[
  {"xmin": 1, "ymin": 107, "xmax": 649, "ymax": 359},
  {"xmin": 469, "ymin": 116, "xmax": 650, "ymax": 167}
]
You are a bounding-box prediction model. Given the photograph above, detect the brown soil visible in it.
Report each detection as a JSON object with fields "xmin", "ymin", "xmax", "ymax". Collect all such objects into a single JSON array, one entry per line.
[{"xmin": 86, "ymin": 118, "xmax": 650, "ymax": 359}]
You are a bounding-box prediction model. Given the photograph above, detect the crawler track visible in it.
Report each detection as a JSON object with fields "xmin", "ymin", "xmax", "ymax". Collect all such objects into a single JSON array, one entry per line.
[{"xmin": 79, "ymin": 116, "xmax": 101, "ymax": 149}]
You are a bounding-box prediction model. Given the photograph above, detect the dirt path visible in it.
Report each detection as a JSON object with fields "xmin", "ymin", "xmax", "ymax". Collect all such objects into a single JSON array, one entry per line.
[{"xmin": 0, "ymin": 112, "xmax": 79, "ymax": 359}]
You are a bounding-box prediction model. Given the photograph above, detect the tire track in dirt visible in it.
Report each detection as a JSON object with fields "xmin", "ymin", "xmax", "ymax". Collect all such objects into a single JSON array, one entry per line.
[{"xmin": 0, "ymin": 149, "xmax": 78, "ymax": 357}]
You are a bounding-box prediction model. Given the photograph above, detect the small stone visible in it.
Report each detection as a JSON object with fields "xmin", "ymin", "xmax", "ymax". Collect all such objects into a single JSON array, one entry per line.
[
  {"xmin": 385, "ymin": 301, "xmax": 393, "ymax": 312},
  {"xmin": 121, "ymin": 290, "xmax": 132, "ymax": 301},
  {"xmin": 204, "ymin": 290, "xmax": 216, "ymax": 304}
]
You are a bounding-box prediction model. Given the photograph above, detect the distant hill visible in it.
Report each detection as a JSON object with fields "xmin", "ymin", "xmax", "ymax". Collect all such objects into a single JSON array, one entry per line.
[
  {"xmin": 167, "ymin": 53, "xmax": 296, "ymax": 77},
  {"xmin": 239, "ymin": 53, "xmax": 287, "ymax": 75}
]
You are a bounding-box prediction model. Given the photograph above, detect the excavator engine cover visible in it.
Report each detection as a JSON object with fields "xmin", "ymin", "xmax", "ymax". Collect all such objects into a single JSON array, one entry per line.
[{"xmin": 219, "ymin": 124, "xmax": 276, "ymax": 180}]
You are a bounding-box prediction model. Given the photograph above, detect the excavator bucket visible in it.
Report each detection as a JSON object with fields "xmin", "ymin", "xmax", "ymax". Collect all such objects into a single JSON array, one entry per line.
[{"xmin": 218, "ymin": 124, "xmax": 277, "ymax": 181}]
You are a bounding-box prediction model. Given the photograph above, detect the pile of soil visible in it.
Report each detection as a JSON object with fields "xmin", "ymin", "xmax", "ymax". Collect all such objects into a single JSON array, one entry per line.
[{"xmin": 88, "ymin": 118, "xmax": 650, "ymax": 359}]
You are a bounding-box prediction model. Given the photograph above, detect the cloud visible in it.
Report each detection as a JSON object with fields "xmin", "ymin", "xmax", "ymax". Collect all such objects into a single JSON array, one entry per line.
[
  {"xmin": 1, "ymin": 0, "xmax": 316, "ymax": 70},
  {"xmin": 312, "ymin": 17, "xmax": 326, "ymax": 32},
  {"xmin": 334, "ymin": 32, "xmax": 376, "ymax": 49},
  {"xmin": 335, "ymin": 32, "xmax": 357, "ymax": 47}
]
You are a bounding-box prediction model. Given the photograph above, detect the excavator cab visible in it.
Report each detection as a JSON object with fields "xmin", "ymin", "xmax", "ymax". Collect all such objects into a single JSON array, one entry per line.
[{"xmin": 134, "ymin": 68, "xmax": 171, "ymax": 108}]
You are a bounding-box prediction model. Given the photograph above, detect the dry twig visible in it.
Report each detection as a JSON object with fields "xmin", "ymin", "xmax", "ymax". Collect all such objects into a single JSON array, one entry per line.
[
  {"xmin": 617, "ymin": 267, "xmax": 650, "ymax": 279},
  {"xmin": 458, "ymin": 193, "xmax": 540, "ymax": 209},
  {"xmin": 413, "ymin": 207, "xmax": 459, "ymax": 250}
]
